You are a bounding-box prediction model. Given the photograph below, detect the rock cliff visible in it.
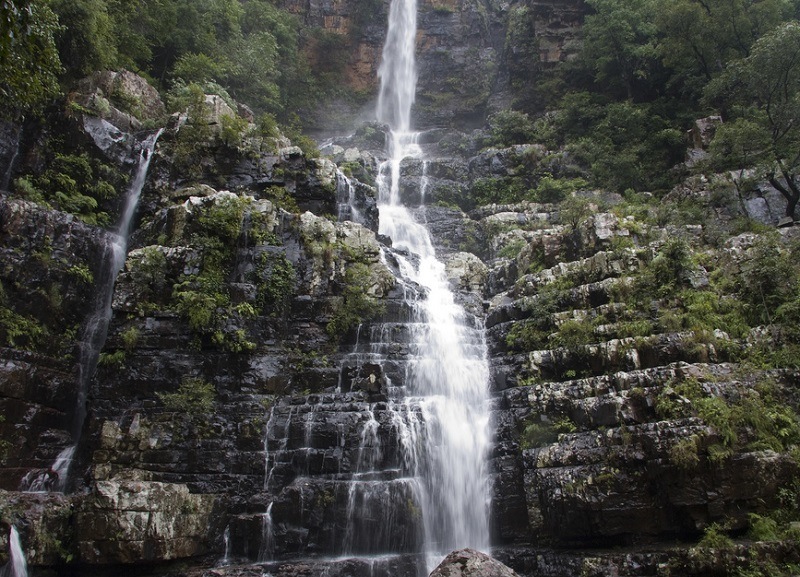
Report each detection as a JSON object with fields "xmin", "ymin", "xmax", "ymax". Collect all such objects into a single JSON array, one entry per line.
[
  {"xmin": 2, "ymin": 57, "xmax": 800, "ymax": 577},
  {"xmin": 286, "ymin": 0, "xmax": 587, "ymax": 129}
]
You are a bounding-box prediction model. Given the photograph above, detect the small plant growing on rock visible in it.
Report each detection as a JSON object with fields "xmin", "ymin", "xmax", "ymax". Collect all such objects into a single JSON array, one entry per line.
[
  {"xmin": 157, "ymin": 377, "xmax": 215, "ymax": 414},
  {"xmin": 120, "ymin": 326, "xmax": 140, "ymax": 351},
  {"xmin": 520, "ymin": 416, "xmax": 576, "ymax": 449},
  {"xmin": 327, "ymin": 263, "xmax": 385, "ymax": 340},
  {"xmin": 696, "ymin": 522, "xmax": 734, "ymax": 550},
  {"xmin": 669, "ymin": 435, "xmax": 701, "ymax": 469}
]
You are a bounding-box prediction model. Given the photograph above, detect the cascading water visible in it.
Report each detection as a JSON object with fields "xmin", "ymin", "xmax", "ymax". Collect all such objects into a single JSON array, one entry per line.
[
  {"xmin": 374, "ymin": 0, "xmax": 491, "ymax": 561},
  {"xmin": 1, "ymin": 124, "xmax": 23, "ymax": 191},
  {"xmin": 2, "ymin": 526, "xmax": 28, "ymax": 577},
  {"xmin": 19, "ymin": 129, "xmax": 163, "ymax": 493},
  {"xmin": 259, "ymin": 0, "xmax": 490, "ymax": 569}
]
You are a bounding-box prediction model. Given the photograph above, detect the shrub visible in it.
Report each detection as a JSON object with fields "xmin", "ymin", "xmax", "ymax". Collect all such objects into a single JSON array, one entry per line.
[
  {"xmin": 120, "ymin": 326, "xmax": 140, "ymax": 350},
  {"xmin": 219, "ymin": 113, "xmax": 249, "ymax": 148},
  {"xmin": 520, "ymin": 417, "xmax": 575, "ymax": 449},
  {"xmin": 157, "ymin": 377, "xmax": 215, "ymax": 414},
  {"xmin": 747, "ymin": 513, "xmax": 781, "ymax": 542},
  {"xmin": 327, "ymin": 263, "xmax": 385, "ymax": 339},
  {"xmin": 670, "ymin": 436, "xmax": 700, "ymax": 469},
  {"xmin": 256, "ymin": 252, "xmax": 296, "ymax": 317},
  {"xmin": 697, "ymin": 523, "xmax": 734, "ymax": 550},
  {"xmin": 485, "ymin": 109, "xmax": 536, "ymax": 147},
  {"xmin": 530, "ymin": 175, "xmax": 587, "ymax": 204}
]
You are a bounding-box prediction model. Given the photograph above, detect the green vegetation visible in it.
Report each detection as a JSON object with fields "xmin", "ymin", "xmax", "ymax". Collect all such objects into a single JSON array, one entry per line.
[
  {"xmin": 657, "ymin": 376, "xmax": 800, "ymax": 458},
  {"xmin": 499, "ymin": 0, "xmax": 800, "ymax": 210},
  {"xmin": 327, "ymin": 262, "xmax": 385, "ymax": 339},
  {"xmin": 157, "ymin": 376, "xmax": 216, "ymax": 414},
  {"xmin": 1, "ymin": 0, "xmax": 366, "ymax": 124},
  {"xmin": 705, "ymin": 21, "xmax": 800, "ymax": 218},
  {"xmin": 0, "ymin": 0, "xmax": 62, "ymax": 118},
  {"xmin": 13, "ymin": 153, "xmax": 122, "ymax": 226},
  {"xmin": 255, "ymin": 252, "xmax": 296, "ymax": 318},
  {"xmin": 520, "ymin": 416, "xmax": 577, "ymax": 449},
  {"xmin": 0, "ymin": 297, "xmax": 46, "ymax": 350},
  {"xmin": 171, "ymin": 195, "xmax": 261, "ymax": 351},
  {"xmin": 696, "ymin": 522, "xmax": 734, "ymax": 550}
]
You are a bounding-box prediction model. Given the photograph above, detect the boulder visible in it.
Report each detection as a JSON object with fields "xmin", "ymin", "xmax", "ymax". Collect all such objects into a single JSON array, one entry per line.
[
  {"xmin": 445, "ymin": 251, "xmax": 488, "ymax": 294},
  {"xmin": 75, "ymin": 481, "xmax": 223, "ymax": 564},
  {"xmin": 688, "ymin": 116, "xmax": 722, "ymax": 149},
  {"xmin": 74, "ymin": 70, "xmax": 166, "ymax": 132},
  {"xmin": 204, "ymin": 94, "xmax": 237, "ymax": 129},
  {"xmin": 429, "ymin": 549, "xmax": 519, "ymax": 577}
]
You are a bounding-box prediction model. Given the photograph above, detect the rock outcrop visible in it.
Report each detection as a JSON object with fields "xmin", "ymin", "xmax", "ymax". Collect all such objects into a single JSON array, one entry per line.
[{"xmin": 75, "ymin": 481, "xmax": 223, "ymax": 564}]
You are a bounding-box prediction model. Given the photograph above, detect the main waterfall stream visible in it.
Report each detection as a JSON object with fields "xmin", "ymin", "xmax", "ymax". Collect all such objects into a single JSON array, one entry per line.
[
  {"xmin": 261, "ymin": 0, "xmax": 491, "ymax": 570},
  {"xmin": 373, "ymin": 0, "xmax": 491, "ymax": 556}
]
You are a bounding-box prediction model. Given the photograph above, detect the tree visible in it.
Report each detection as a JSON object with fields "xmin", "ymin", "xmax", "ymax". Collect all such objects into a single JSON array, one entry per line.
[
  {"xmin": 707, "ymin": 118, "xmax": 768, "ymax": 212},
  {"xmin": 654, "ymin": 0, "xmax": 797, "ymax": 101},
  {"xmin": 50, "ymin": 0, "xmax": 118, "ymax": 77},
  {"xmin": 580, "ymin": 0, "xmax": 660, "ymax": 101},
  {"xmin": 707, "ymin": 21, "xmax": 800, "ymax": 218},
  {"xmin": 0, "ymin": 0, "xmax": 62, "ymax": 117}
]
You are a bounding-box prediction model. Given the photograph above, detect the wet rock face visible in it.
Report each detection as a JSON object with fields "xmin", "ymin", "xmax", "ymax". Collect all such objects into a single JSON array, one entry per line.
[
  {"xmin": 259, "ymin": 395, "xmax": 427, "ymax": 557},
  {"xmin": 0, "ymin": 198, "xmax": 113, "ymax": 488}
]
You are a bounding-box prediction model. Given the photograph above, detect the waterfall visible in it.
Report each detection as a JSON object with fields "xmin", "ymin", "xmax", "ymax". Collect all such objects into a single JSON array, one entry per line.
[
  {"xmin": 2, "ymin": 526, "xmax": 28, "ymax": 577},
  {"xmin": 1, "ymin": 124, "xmax": 23, "ymax": 191},
  {"xmin": 220, "ymin": 525, "xmax": 232, "ymax": 566},
  {"xmin": 258, "ymin": 502, "xmax": 275, "ymax": 562},
  {"xmin": 259, "ymin": 0, "xmax": 490, "ymax": 566},
  {"xmin": 374, "ymin": 153, "xmax": 491, "ymax": 563},
  {"xmin": 376, "ymin": 0, "xmax": 417, "ymax": 131},
  {"xmin": 336, "ymin": 170, "xmax": 365, "ymax": 225},
  {"xmin": 20, "ymin": 129, "xmax": 163, "ymax": 492},
  {"xmin": 73, "ymin": 128, "xmax": 163, "ymax": 441},
  {"xmin": 374, "ymin": 0, "xmax": 491, "ymax": 563}
]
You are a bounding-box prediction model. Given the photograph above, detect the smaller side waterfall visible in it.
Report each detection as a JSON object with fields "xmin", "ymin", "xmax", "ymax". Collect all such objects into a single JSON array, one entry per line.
[
  {"xmin": 219, "ymin": 526, "xmax": 232, "ymax": 566},
  {"xmin": 20, "ymin": 129, "xmax": 162, "ymax": 492},
  {"xmin": 73, "ymin": 128, "xmax": 164, "ymax": 442},
  {"xmin": 336, "ymin": 170, "xmax": 365, "ymax": 225},
  {"xmin": 18, "ymin": 446, "xmax": 75, "ymax": 492},
  {"xmin": 258, "ymin": 502, "xmax": 275, "ymax": 562},
  {"xmin": 1, "ymin": 124, "xmax": 23, "ymax": 191},
  {"xmin": 2, "ymin": 526, "xmax": 28, "ymax": 577}
]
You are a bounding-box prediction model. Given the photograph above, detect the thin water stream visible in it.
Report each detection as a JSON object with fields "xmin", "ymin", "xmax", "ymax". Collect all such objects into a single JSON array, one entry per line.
[
  {"xmin": 19, "ymin": 129, "xmax": 162, "ymax": 493},
  {"xmin": 2, "ymin": 526, "xmax": 28, "ymax": 577}
]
